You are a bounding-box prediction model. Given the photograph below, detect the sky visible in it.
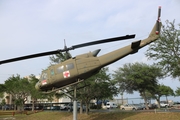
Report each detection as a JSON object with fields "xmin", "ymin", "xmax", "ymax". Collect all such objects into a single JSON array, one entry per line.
[{"xmin": 0, "ymin": 0, "xmax": 180, "ymax": 102}]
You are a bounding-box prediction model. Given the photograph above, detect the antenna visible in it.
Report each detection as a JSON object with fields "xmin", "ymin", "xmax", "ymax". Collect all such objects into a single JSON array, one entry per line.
[
  {"xmin": 64, "ymin": 39, "xmax": 68, "ymax": 50},
  {"xmin": 63, "ymin": 39, "xmax": 72, "ymax": 59}
]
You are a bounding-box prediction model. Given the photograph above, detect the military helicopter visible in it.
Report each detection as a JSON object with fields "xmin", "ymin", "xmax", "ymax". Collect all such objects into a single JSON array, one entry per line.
[{"xmin": 0, "ymin": 7, "xmax": 161, "ymax": 93}]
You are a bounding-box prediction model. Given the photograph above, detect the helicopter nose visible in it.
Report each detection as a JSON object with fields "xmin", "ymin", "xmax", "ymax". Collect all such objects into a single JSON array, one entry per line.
[{"xmin": 35, "ymin": 82, "xmax": 41, "ymax": 90}]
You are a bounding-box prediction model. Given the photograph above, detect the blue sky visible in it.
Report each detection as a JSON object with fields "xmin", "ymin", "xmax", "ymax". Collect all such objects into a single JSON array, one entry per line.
[{"xmin": 0, "ymin": 0, "xmax": 180, "ymax": 102}]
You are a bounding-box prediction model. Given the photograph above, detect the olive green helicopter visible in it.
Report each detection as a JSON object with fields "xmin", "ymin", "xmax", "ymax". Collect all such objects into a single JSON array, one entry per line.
[{"xmin": 0, "ymin": 7, "xmax": 161, "ymax": 93}]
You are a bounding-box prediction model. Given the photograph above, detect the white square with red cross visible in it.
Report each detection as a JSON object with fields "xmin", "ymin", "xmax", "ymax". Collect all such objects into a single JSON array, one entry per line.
[{"xmin": 63, "ymin": 71, "xmax": 70, "ymax": 78}]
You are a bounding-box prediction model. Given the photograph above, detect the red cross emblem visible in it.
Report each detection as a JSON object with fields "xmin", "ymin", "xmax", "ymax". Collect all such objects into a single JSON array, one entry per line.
[
  {"xmin": 63, "ymin": 71, "xmax": 70, "ymax": 78},
  {"xmin": 42, "ymin": 80, "xmax": 47, "ymax": 85}
]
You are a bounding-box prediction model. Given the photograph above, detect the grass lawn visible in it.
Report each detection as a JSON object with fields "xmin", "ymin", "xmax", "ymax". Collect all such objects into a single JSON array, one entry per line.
[{"xmin": 1, "ymin": 111, "xmax": 180, "ymax": 120}]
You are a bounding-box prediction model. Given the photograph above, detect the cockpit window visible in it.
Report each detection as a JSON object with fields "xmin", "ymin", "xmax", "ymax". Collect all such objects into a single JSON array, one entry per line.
[
  {"xmin": 66, "ymin": 63, "xmax": 74, "ymax": 70},
  {"xmin": 57, "ymin": 66, "xmax": 64, "ymax": 73},
  {"xmin": 41, "ymin": 72, "xmax": 47, "ymax": 81}
]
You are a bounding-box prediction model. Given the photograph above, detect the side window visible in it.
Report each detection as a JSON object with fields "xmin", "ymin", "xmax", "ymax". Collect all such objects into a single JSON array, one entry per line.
[
  {"xmin": 66, "ymin": 63, "xmax": 74, "ymax": 70},
  {"xmin": 57, "ymin": 66, "xmax": 64, "ymax": 73},
  {"xmin": 50, "ymin": 69, "xmax": 54, "ymax": 75}
]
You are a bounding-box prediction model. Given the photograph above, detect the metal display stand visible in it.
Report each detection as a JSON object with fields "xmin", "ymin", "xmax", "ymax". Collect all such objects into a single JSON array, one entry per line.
[
  {"xmin": 59, "ymin": 85, "xmax": 78, "ymax": 120},
  {"xmin": 73, "ymin": 85, "xmax": 77, "ymax": 120}
]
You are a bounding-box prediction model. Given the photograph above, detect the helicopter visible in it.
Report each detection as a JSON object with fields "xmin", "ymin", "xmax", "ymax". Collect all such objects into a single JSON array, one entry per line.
[{"xmin": 0, "ymin": 7, "xmax": 161, "ymax": 93}]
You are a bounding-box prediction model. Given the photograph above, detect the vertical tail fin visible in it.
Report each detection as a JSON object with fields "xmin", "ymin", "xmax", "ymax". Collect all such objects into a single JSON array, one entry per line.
[{"xmin": 149, "ymin": 6, "xmax": 161, "ymax": 38}]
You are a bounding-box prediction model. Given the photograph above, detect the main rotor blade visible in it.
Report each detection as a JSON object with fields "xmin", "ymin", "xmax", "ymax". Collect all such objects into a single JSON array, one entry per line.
[
  {"xmin": 70, "ymin": 34, "xmax": 135, "ymax": 50},
  {"xmin": 0, "ymin": 49, "xmax": 64, "ymax": 65},
  {"xmin": 0, "ymin": 34, "xmax": 135, "ymax": 65}
]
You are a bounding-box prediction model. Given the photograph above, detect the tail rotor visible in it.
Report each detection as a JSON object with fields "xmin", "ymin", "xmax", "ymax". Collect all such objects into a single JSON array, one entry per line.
[{"xmin": 156, "ymin": 6, "xmax": 161, "ymax": 35}]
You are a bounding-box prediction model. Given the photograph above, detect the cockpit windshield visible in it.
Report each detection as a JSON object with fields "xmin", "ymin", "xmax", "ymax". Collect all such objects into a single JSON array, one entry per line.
[{"xmin": 40, "ymin": 71, "xmax": 47, "ymax": 81}]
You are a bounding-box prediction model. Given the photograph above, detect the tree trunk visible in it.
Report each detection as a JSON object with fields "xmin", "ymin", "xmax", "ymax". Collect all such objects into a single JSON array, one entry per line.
[
  {"xmin": 141, "ymin": 91, "xmax": 149, "ymax": 110},
  {"xmin": 96, "ymin": 99, "xmax": 98, "ymax": 109},
  {"xmin": 17, "ymin": 106, "xmax": 20, "ymax": 111},
  {"xmin": 121, "ymin": 93, "xmax": 124, "ymax": 105},
  {"xmin": 80, "ymin": 100, "xmax": 83, "ymax": 114},
  {"xmin": 85, "ymin": 102, "xmax": 89, "ymax": 115},
  {"xmin": 155, "ymin": 96, "xmax": 161, "ymax": 108},
  {"xmin": 32, "ymin": 98, "xmax": 35, "ymax": 111},
  {"xmin": 14, "ymin": 105, "xmax": 17, "ymax": 111},
  {"xmin": 166, "ymin": 95, "xmax": 168, "ymax": 104}
]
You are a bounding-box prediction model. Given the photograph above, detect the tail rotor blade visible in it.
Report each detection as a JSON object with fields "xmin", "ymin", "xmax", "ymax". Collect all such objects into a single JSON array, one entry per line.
[{"xmin": 156, "ymin": 6, "xmax": 161, "ymax": 35}]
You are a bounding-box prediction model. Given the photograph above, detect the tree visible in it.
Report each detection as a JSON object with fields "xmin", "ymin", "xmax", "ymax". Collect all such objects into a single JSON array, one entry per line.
[
  {"xmin": 0, "ymin": 85, "xmax": 5, "ymax": 110},
  {"xmin": 0, "ymin": 84, "xmax": 6, "ymax": 98},
  {"xmin": 4, "ymin": 75, "xmax": 31, "ymax": 111},
  {"xmin": 0, "ymin": 84, "xmax": 6, "ymax": 93},
  {"xmin": 27, "ymin": 74, "xmax": 49, "ymax": 111},
  {"xmin": 161, "ymin": 85, "xmax": 174, "ymax": 101},
  {"xmin": 150, "ymin": 84, "xmax": 174, "ymax": 108},
  {"xmin": 175, "ymin": 87, "xmax": 180, "ymax": 96},
  {"xmin": 0, "ymin": 99, "xmax": 6, "ymax": 110},
  {"xmin": 146, "ymin": 20, "xmax": 180, "ymax": 79},
  {"xmin": 112, "ymin": 62, "xmax": 163, "ymax": 109}
]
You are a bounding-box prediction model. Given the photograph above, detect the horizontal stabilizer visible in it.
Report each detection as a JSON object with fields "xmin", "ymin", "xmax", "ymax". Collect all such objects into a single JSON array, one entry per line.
[{"xmin": 131, "ymin": 40, "xmax": 141, "ymax": 49}]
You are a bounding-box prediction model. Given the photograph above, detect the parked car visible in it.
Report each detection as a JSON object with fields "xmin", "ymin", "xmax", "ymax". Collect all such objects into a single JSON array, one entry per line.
[
  {"xmin": 120, "ymin": 104, "xmax": 142, "ymax": 110},
  {"xmin": 139, "ymin": 103, "xmax": 146, "ymax": 110},
  {"xmin": 134, "ymin": 104, "xmax": 147, "ymax": 110},
  {"xmin": 106, "ymin": 102, "xmax": 118, "ymax": 109},
  {"xmin": 160, "ymin": 102, "xmax": 169, "ymax": 108},
  {"xmin": 172, "ymin": 102, "xmax": 180, "ymax": 109},
  {"xmin": 51, "ymin": 106, "xmax": 61, "ymax": 110},
  {"xmin": 139, "ymin": 103, "xmax": 157, "ymax": 109},
  {"xmin": 60, "ymin": 104, "xmax": 68, "ymax": 110},
  {"xmin": 66, "ymin": 102, "xmax": 87, "ymax": 112},
  {"xmin": 43, "ymin": 106, "xmax": 61, "ymax": 110}
]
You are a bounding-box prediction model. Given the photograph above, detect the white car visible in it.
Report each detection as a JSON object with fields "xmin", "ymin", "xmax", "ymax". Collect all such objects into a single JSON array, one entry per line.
[
  {"xmin": 160, "ymin": 102, "xmax": 169, "ymax": 108},
  {"xmin": 106, "ymin": 102, "xmax": 118, "ymax": 109},
  {"xmin": 120, "ymin": 104, "xmax": 142, "ymax": 110}
]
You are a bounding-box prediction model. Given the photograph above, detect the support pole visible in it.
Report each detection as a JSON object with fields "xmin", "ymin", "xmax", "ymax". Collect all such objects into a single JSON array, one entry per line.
[{"xmin": 73, "ymin": 85, "xmax": 77, "ymax": 120}]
